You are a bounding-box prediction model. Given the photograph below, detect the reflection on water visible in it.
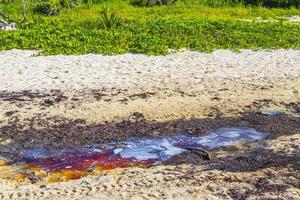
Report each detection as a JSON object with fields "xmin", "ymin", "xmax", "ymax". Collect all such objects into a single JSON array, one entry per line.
[{"xmin": 0, "ymin": 127, "xmax": 268, "ymax": 182}]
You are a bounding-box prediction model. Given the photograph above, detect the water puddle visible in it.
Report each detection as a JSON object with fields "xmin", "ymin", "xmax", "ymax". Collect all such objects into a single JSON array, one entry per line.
[{"xmin": 0, "ymin": 127, "xmax": 268, "ymax": 183}]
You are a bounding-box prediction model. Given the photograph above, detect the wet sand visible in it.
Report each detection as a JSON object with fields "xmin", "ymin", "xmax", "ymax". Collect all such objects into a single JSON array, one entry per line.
[{"xmin": 0, "ymin": 49, "xmax": 299, "ymax": 199}]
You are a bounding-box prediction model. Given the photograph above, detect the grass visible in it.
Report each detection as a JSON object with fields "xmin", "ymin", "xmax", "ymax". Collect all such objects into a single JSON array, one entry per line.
[{"xmin": 0, "ymin": 0, "xmax": 300, "ymax": 55}]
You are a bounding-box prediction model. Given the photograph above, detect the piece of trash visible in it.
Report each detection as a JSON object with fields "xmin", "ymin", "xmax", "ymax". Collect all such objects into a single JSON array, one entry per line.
[
  {"xmin": 0, "ymin": 9, "xmax": 16, "ymax": 31},
  {"xmin": 261, "ymin": 109, "xmax": 284, "ymax": 116},
  {"xmin": 0, "ymin": 22, "xmax": 16, "ymax": 31}
]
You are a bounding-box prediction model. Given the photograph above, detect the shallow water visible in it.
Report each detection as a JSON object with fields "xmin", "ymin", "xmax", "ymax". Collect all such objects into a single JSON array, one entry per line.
[{"xmin": 0, "ymin": 127, "xmax": 268, "ymax": 182}]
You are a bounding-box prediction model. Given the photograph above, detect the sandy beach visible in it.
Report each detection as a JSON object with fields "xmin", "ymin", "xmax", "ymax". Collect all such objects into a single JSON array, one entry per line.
[{"xmin": 0, "ymin": 49, "xmax": 299, "ymax": 199}]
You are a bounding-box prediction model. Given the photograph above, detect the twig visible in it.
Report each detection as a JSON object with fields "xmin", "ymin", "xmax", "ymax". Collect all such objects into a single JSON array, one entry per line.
[{"xmin": 184, "ymin": 147, "xmax": 212, "ymax": 160}]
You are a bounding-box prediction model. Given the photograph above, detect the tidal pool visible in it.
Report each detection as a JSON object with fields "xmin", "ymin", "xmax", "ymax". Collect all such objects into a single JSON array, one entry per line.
[{"xmin": 0, "ymin": 127, "xmax": 268, "ymax": 182}]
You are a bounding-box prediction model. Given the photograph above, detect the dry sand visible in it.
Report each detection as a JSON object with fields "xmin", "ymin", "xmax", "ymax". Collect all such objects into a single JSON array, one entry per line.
[
  {"xmin": 0, "ymin": 49, "xmax": 299, "ymax": 124},
  {"xmin": 0, "ymin": 49, "xmax": 299, "ymax": 199}
]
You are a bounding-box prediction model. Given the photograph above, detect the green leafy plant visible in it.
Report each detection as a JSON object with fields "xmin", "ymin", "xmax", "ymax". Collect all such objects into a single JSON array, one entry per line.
[
  {"xmin": 0, "ymin": 8, "xmax": 11, "ymax": 24},
  {"xmin": 59, "ymin": 0, "xmax": 79, "ymax": 8},
  {"xmin": 32, "ymin": 2, "xmax": 53, "ymax": 15},
  {"xmin": 243, "ymin": 0, "xmax": 299, "ymax": 8},
  {"xmin": 99, "ymin": 7, "xmax": 120, "ymax": 29},
  {"xmin": 199, "ymin": 0, "xmax": 243, "ymax": 7},
  {"xmin": 32, "ymin": 0, "xmax": 80, "ymax": 15},
  {"xmin": 131, "ymin": 0, "xmax": 178, "ymax": 6},
  {"xmin": 21, "ymin": 0, "xmax": 28, "ymax": 21},
  {"xmin": 1, "ymin": 0, "xmax": 300, "ymax": 54}
]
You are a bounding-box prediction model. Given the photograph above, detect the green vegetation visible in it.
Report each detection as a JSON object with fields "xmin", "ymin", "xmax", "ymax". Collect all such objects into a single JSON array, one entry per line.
[
  {"xmin": 0, "ymin": 9, "xmax": 8, "ymax": 24},
  {"xmin": 131, "ymin": 0, "xmax": 178, "ymax": 7},
  {"xmin": 0, "ymin": 0, "xmax": 300, "ymax": 55},
  {"xmin": 99, "ymin": 6, "xmax": 120, "ymax": 28},
  {"xmin": 243, "ymin": 0, "xmax": 299, "ymax": 8}
]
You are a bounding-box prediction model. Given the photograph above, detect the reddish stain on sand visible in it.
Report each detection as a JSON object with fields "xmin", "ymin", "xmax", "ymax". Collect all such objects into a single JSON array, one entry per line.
[
  {"xmin": 27, "ymin": 150, "xmax": 154, "ymax": 171},
  {"xmin": 18, "ymin": 149, "xmax": 154, "ymax": 182},
  {"xmin": 0, "ymin": 161, "xmax": 8, "ymax": 167}
]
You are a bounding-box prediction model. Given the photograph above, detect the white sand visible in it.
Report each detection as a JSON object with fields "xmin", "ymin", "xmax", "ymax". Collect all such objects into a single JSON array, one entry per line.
[
  {"xmin": 0, "ymin": 49, "xmax": 299, "ymax": 125},
  {"xmin": 1, "ymin": 49, "xmax": 299, "ymax": 93}
]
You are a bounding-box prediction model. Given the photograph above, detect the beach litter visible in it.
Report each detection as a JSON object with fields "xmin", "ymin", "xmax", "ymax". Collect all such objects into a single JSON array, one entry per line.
[
  {"xmin": 0, "ymin": 127, "xmax": 268, "ymax": 182},
  {"xmin": 261, "ymin": 109, "xmax": 284, "ymax": 116},
  {"xmin": 0, "ymin": 21, "xmax": 16, "ymax": 31}
]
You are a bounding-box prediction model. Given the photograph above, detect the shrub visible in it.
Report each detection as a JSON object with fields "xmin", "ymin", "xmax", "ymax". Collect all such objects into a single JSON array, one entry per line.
[
  {"xmin": 0, "ymin": 0, "xmax": 15, "ymax": 3},
  {"xmin": 32, "ymin": 0, "xmax": 81, "ymax": 15},
  {"xmin": 130, "ymin": 0, "xmax": 148, "ymax": 6},
  {"xmin": 59, "ymin": 0, "xmax": 78, "ymax": 8},
  {"xmin": 243, "ymin": 0, "xmax": 300, "ymax": 8},
  {"xmin": 130, "ymin": 0, "xmax": 178, "ymax": 7},
  {"xmin": 199, "ymin": 0, "xmax": 244, "ymax": 7},
  {"xmin": 32, "ymin": 2, "xmax": 53, "ymax": 15}
]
